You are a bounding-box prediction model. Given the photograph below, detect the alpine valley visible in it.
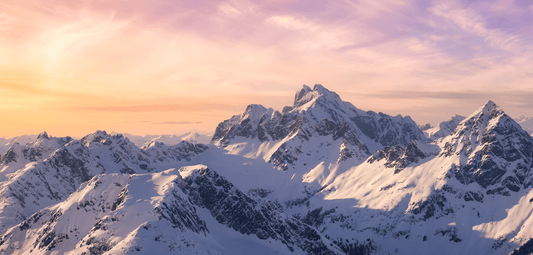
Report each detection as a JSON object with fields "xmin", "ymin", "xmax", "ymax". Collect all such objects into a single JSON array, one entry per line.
[{"xmin": 1, "ymin": 85, "xmax": 533, "ymax": 255}]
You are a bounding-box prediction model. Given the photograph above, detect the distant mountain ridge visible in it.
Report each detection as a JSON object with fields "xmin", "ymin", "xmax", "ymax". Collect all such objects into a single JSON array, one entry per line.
[
  {"xmin": 516, "ymin": 115, "xmax": 533, "ymax": 136},
  {"xmin": 0, "ymin": 132, "xmax": 213, "ymax": 155},
  {"xmin": 0, "ymin": 134, "xmax": 37, "ymax": 155},
  {"xmin": 423, "ymin": 114, "xmax": 466, "ymax": 140},
  {"xmin": 117, "ymin": 132, "xmax": 213, "ymax": 148}
]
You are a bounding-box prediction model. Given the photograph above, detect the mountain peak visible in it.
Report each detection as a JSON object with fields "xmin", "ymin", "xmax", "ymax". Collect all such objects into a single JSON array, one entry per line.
[
  {"xmin": 451, "ymin": 100, "xmax": 510, "ymax": 140},
  {"xmin": 294, "ymin": 85, "xmax": 313, "ymax": 107},
  {"xmin": 485, "ymin": 99, "xmax": 496, "ymax": 107},
  {"xmin": 80, "ymin": 130, "xmax": 113, "ymax": 148},
  {"xmin": 36, "ymin": 131, "xmax": 49, "ymax": 140},
  {"xmin": 452, "ymin": 114, "xmax": 465, "ymax": 120},
  {"xmin": 142, "ymin": 140, "xmax": 165, "ymax": 149},
  {"xmin": 312, "ymin": 83, "xmax": 328, "ymax": 93},
  {"xmin": 242, "ymin": 104, "xmax": 271, "ymax": 126},
  {"xmin": 479, "ymin": 100, "xmax": 500, "ymax": 114},
  {"xmin": 244, "ymin": 104, "xmax": 267, "ymax": 115},
  {"xmin": 461, "ymin": 100, "xmax": 504, "ymax": 127},
  {"xmin": 293, "ymin": 84, "xmax": 342, "ymax": 109},
  {"xmin": 94, "ymin": 130, "xmax": 108, "ymax": 137}
]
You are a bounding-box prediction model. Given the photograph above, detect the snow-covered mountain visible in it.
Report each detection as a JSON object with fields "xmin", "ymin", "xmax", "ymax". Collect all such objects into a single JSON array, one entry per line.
[
  {"xmin": 292, "ymin": 100, "xmax": 533, "ymax": 254},
  {"xmin": 0, "ymin": 131, "xmax": 208, "ymax": 233},
  {"xmin": 212, "ymin": 84, "xmax": 425, "ymax": 172},
  {"xmin": 0, "ymin": 132, "xmax": 74, "ymax": 183},
  {"xmin": 0, "ymin": 134, "xmax": 104, "ymax": 232},
  {"xmin": 424, "ymin": 114, "xmax": 466, "ymax": 140},
  {"xmin": 81, "ymin": 131, "xmax": 209, "ymax": 173},
  {"xmin": 0, "ymin": 166, "xmax": 342, "ymax": 255},
  {"xmin": 516, "ymin": 115, "xmax": 533, "ymax": 136},
  {"xmin": 1, "ymin": 85, "xmax": 533, "ymax": 255}
]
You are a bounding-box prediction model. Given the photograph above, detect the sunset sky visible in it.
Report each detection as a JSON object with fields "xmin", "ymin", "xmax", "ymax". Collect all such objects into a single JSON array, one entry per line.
[{"xmin": 1, "ymin": 0, "xmax": 532, "ymax": 138}]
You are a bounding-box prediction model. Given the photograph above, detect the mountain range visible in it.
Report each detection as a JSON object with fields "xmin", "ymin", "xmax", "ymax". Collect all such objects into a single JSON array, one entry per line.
[{"xmin": 1, "ymin": 84, "xmax": 533, "ymax": 255}]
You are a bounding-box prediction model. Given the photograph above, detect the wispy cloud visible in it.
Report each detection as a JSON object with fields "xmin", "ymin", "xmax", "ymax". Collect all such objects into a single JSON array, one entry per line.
[
  {"xmin": 218, "ymin": 0, "xmax": 258, "ymax": 17},
  {"xmin": 432, "ymin": 4, "xmax": 520, "ymax": 51},
  {"xmin": 265, "ymin": 15, "xmax": 376, "ymax": 50}
]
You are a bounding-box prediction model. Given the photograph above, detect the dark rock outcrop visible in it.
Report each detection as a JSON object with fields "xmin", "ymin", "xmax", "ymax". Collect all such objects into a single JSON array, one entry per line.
[{"xmin": 178, "ymin": 167, "xmax": 343, "ymax": 254}]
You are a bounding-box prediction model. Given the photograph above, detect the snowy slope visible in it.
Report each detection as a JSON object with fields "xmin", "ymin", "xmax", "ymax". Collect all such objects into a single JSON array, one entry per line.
[{"xmin": 0, "ymin": 166, "xmax": 342, "ymax": 255}]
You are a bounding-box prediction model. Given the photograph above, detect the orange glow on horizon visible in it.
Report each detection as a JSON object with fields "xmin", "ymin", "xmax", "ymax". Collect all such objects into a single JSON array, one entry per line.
[{"xmin": 1, "ymin": 0, "xmax": 532, "ymax": 137}]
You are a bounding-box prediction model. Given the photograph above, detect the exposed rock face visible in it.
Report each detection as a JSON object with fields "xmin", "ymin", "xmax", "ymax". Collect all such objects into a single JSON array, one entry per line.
[
  {"xmin": 510, "ymin": 238, "xmax": 533, "ymax": 255},
  {"xmin": 178, "ymin": 167, "xmax": 343, "ymax": 254},
  {"xmin": 350, "ymin": 112, "xmax": 424, "ymax": 148},
  {"xmin": 367, "ymin": 141, "xmax": 430, "ymax": 174}
]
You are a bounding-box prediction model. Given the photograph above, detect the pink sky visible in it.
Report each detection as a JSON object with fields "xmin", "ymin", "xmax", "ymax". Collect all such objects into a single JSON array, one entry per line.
[{"xmin": 1, "ymin": 0, "xmax": 532, "ymax": 137}]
